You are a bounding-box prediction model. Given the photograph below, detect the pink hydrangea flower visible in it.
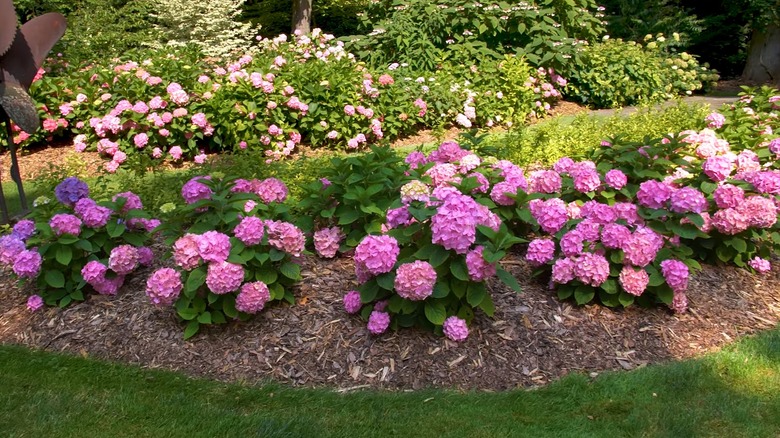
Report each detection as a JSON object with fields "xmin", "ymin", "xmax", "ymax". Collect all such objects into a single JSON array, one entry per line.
[
  {"xmin": 529, "ymin": 170, "xmax": 562, "ymax": 194},
  {"xmin": 234, "ymin": 216, "xmax": 265, "ymax": 246},
  {"xmin": 13, "ymin": 249, "xmax": 42, "ymax": 278},
  {"xmin": 601, "ymin": 223, "xmax": 631, "ymax": 249},
  {"xmin": 235, "ymin": 282, "xmax": 271, "ymax": 314},
  {"xmin": 255, "ymin": 178, "xmax": 288, "ymax": 203},
  {"xmin": 740, "ymin": 196, "xmax": 777, "ymax": 229},
  {"xmin": 559, "ymin": 231, "xmax": 584, "ymax": 257},
  {"xmin": 355, "ymin": 235, "xmax": 399, "ymax": 277},
  {"xmin": 79, "ymin": 259, "xmax": 107, "ymax": 285},
  {"xmin": 137, "ymin": 247, "xmax": 154, "ymax": 266},
  {"xmin": 394, "ymin": 261, "xmax": 437, "ymax": 301},
  {"xmin": 551, "ymin": 257, "xmax": 576, "ymax": 284},
  {"xmin": 49, "ymin": 213, "xmax": 82, "ymax": 236},
  {"xmin": 748, "ymin": 257, "xmax": 771, "ymax": 273},
  {"xmin": 196, "ymin": 231, "xmax": 231, "ymax": 263},
  {"xmin": 703, "ymin": 156, "xmax": 733, "ymax": 182},
  {"xmin": 12, "ymin": 219, "xmax": 35, "ymax": 240},
  {"xmin": 108, "ymin": 244, "xmax": 139, "ymax": 275},
  {"xmin": 670, "ymin": 291, "xmax": 688, "ymax": 313},
  {"xmin": 711, "ymin": 208, "xmax": 749, "ymax": 235},
  {"xmin": 705, "ymin": 112, "xmax": 726, "ymax": 129},
  {"xmin": 134, "ymin": 133, "xmax": 148, "ymax": 148},
  {"xmin": 526, "ymin": 239, "xmax": 555, "ymax": 266},
  {"xmin": 553, "ymin": 157, "xmax": 575, "ymax": 173},
  {"xmin": 713, "ymin": 184, "xmax": 744, "ymax": 209},
  {"xmin": 169, "ymin": 146, "xmax": 183, "ymax": 160},
  {"xmin": 604, "ymin": 169, "xmax": 628, "ymax": 190},
  {"xmin": 619, "ymin": 266, "xmax": 649, "ymax": 296},
  {"xmin": 385, "ymin": 206, "xmax": 412, "ymax": 229},
  {"xmin": 574, "ymin": 252, "xmax": 610, "ymax": 287},
  {"xmin": 529, "ymin": 198, "xmax": 568, "ymax": 234},
  {"xmin": 92, "ymin": 275, "xmax": 125, "ymax": 296},
  {"xmin": 314, "ymin": 226, "xmax": 343, "ymax": 258},
  {"xmin": 146, "ymin": 268, "xmax": 183, "ymax": 306},
  {"xmin": 636, "ymin": 180, "xmax": 673, "ymax": 209},
  {"xmin": 623, "ymin": 226, "xmax": 664, "ymax": 267},
  {"xmin": 265, "ymin": 221, "xmax": 305, "ymax": 257},
  {"xmin": 614, "ymin": 202, "xmax": 641, "ymax": 225},
  {"xmin": 431, "ymin": 193, "xmax": 481, "ymax": 254},
  {"xmin": 27, "ymin": 294, "xmax": 44, "ymax": 312},
  {"xmin": 343, "ymin": 290, "xmax": 362, "ymax": 314},
  {"xmin": 660, "ymin": 259, "xmax": 689, "ymax": 292},
  {"xmin": 206, "ymin": 261, "xmax": 245, "ymax": 294},
  {"xmin": 113, "ymin": 191, "xmax": 143, "ymax": 213},
  {"xmin": 466, "ymin": 245, "xmax": 497, "ymax": 281},
  {"xmin": 181, "ymin": 176, "xmax": 213, "ymax": 204},
  {"xmin": 669, "ymin": 187, "xmax": 708, "ymax": 214},
  {"xmin": 173, "ymin": 234, "xmax": 202, "ymax": 270},
  {"xmin": 490, "ymin": 180, "xmax": 522, "ymax": 206},
  {"xmin": 442, "ymin": 316, "xmax": 469, "ymax": 342},
  {"xmin": 572, "ymin": 168, "xmax": 601, "ymax": 193},
  {"xmin": 367, "ymin": 310, "xmax": 391, "ymax": 334}
]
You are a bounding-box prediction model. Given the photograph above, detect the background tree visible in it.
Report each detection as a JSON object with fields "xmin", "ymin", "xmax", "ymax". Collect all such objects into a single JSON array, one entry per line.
[{"xmin": 291, "ymin": 0, "xmax": 312, "ymax": 34}]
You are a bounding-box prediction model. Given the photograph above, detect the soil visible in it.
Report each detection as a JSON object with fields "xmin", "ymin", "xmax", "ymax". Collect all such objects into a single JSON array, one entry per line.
[{"xmin": 0, "ymin": 93, "xmax": 778, "ymax": 392}]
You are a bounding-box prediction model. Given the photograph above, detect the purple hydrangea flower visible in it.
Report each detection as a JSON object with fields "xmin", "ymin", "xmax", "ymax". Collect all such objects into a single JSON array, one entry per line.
[
  {"xmin": 367, "ymin": 310, "xmax": 391, "ymax": 334},
  {"xmin": 55, "ymin": 177, "xmax": 89, "ymax": 206}
]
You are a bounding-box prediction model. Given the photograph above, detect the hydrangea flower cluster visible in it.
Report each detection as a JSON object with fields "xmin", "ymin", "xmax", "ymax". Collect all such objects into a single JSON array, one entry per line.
[
  {"xmin": 313, "ymin": 226, "xmax": 343, "ymax": 258},
  {"xmin": 354, "ymin": 235, "xmax": 400, "ymax": 279},
  {"xmin": 394, "ymin": 261, "xmax": 437, "ymax": 301}
]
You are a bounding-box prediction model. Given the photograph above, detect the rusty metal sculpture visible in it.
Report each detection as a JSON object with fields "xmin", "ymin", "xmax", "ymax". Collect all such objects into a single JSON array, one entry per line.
[{"xmin": 0, "ymin": 0, "xmax": 66, "ymax": 223}]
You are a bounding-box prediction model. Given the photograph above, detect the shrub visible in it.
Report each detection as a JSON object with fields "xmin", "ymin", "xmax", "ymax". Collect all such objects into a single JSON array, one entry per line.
[
  {"xmin": 347, "ymin": 142, "xmax": 522, "ymax": 339},
  {"xmin": 151, "ymin": 174, "xmax": 303, "ymax": 338},
  {"xmin": 347, "ymin": 0, "xmax": 604, "ymax": 72},
  {"xmin": 485, "ymin": 101, "xmax": 709, "ymax": 167},
  {"xmin": 0, "ymin": 178, "xmax": 157, "ymax": 308},
  {"xmin": 564, "ymin": 35, "xmax": 719, "ymax": 108}
]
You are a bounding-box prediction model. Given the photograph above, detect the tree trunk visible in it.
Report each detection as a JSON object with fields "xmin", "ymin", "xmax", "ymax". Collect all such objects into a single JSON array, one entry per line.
[
  {"xmin": 742, "ymin": 23, "xmax": 780, "ymax": 84},
  {"xmin": 291, "ymin": 0, "xmax": 311, "ymax": 35}
]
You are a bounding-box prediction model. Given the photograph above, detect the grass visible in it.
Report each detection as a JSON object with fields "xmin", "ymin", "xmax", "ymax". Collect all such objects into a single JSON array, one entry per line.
[{"xmin": 1, "ymin": 326, "xmax": 777, "ymax": 437}]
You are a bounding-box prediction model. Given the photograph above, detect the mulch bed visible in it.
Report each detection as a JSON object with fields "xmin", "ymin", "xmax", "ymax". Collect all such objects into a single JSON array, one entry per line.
[{"xmin": 1, "ymin": 250, "xmax": 778, "ymax": 391}]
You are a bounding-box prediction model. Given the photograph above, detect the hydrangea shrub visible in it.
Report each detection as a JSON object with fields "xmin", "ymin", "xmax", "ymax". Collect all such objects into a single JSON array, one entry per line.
[
  {"xmin": 347, "ymin": 142, "xmax": 522, "ymax": 341},
  {"xmin": 150, "ymin": 174, "xmax": 304, "ymax": 338},
  {"xmin": 0, "ymin": 177, "xmax": 157, "ymax": 308}
]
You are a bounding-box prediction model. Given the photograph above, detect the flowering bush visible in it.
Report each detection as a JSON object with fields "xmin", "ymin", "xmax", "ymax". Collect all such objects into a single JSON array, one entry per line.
[
  {"xmin": 0, "ymin": 177, "xmax": 157, "ymax": 307},
  {"xmin": 150, "ymin": 174, "xmax": 303, "ymax": 338},
  {"xmin": 346, "ymin": 142, "xmax": 522, "ymax": 340},
  {"xmin": 24, "ymin": 29, "xmax": 562, "ymax": 170}
]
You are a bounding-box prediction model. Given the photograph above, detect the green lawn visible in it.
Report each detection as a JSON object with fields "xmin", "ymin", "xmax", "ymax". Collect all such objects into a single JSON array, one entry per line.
[{"xmin": 1, "ymin": 326, "xmax": 778, "ymax": 437}]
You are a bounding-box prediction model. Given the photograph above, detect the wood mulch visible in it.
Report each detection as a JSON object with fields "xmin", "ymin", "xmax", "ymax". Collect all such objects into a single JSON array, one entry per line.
[
  {"xmin": 0, "ymin": 250, "xmax": 778, "ymax": 391},
  {"xmin": 1, "ymin": 96, "xmax": 779, "ymax": 391}
]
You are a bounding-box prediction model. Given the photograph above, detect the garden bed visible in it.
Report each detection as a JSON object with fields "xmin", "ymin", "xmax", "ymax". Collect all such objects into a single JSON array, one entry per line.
[{"xmin": 1, "ymin": 251, "xmax": 777, "ymax": 391}]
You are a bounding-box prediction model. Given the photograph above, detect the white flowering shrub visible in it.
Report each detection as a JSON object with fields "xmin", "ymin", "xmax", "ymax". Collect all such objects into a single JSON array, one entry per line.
[{"xmin": 151, "ymin": 0, "xmax": 261, "ymax": 57}]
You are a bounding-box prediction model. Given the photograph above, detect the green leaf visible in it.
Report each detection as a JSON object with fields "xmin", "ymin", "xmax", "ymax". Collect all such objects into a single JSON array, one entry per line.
[
  {"xmin": 496, "ymin": 268, "xmax": 521, "ymax": 293},
  {"xmin": 45, "ymin": 270, "xmax": 65, "ymax": 288},
  {"xmin": 376, "ymin": 272, "xmax": 396, "ymax": 291},
  {"xmin": 280, "ymin": 262, "xmax": 302, "ymax": 281},
  {"xmin": 337, "ymin": 209, "xmax": 361, "ymax": 225},
  {"xmin": 106, "ymin": 220, "xmax": 125, "ymax": 238},
  {"xmin": 432, "ymin": 281, "xmax": 450, "ymax": 298},
  {"xmin": 478, "ymin": 294, "xmax": 495, "ymax": 317},
  {"xmin": 360, "ymin": 280, "xmax": 379, "ymax": 302},
  {"xmin": 424, "ymin": 301, "xmax": 446, "ymax": 325},
  {"xmin": 183, "ymin": 320, "xmax": 200, "ymax": 339},
  {"xmin": 55, "ymin": 245, "xmax": 72, "ymax": 266},
  {"xmin": 197, "ymin": 311, "xmax": 212, "ymax": 324},
  {"xmin": 429, "ymin": 245, "xmax": 450, "ymax": 268},
  {"xmin": 466, "ymin": 283, "xmax": 486, "ymax": 307},
  {"xmin": 449, "ymin": 258, "xmax": 470, "ymax": 281},
  {"xmin": 729, "ymin": 237, "xmax": 748, "ymax": 253},
  {"xmin": 574, "ymin": 286, "xmax": 595, "ymax": 305},
  {"xmin": 256, "ymin": 268, "xmax": 278, "ymax": 284},
  {"xmin": 185, "ymin": 268, "xmax": 206, "ymax": 293},
  {"xmin": 618, "ymin": 292, "xmax": 635, "ymax": 307}
]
